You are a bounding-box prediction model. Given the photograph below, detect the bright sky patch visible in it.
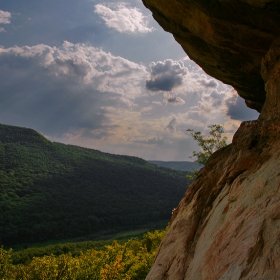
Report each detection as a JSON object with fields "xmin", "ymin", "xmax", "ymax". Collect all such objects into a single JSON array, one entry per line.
[{"xmin": 95, "ymin": 3, "xmax": 154, "ymax": 33}]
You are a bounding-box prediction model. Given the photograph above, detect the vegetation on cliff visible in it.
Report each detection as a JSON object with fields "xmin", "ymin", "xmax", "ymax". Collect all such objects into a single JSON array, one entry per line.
[
  {"xmin": 187, "ymin": 124, "xmax": 227, "ymax": 166},
  {"xmin": 186, "ymin": 124, "xmax": 228, "ymax": 179}
]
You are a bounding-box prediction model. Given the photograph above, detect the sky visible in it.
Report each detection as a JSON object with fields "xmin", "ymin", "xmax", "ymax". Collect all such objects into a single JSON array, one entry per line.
[{"xmin": 0, "ymin": 0, "xmax": 259, "ymax": 161}]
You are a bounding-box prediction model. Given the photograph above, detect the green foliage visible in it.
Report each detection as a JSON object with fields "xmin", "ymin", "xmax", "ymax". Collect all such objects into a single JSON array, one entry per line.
[
  {"xmin": 0, "ymin": 229, "xmax": 166, "ymax": 280},
  {"xmin": 187, "ymin": 124, "xmax": 227, "ymax": 178},
  {"xmin": 0, "ymin": 246, "xmax": 12, "ymax": 279},
  {"xmin": 11, "ymin": 239, "xmax": 112, "ymax": 265},
  {"xmin": 11, "ymin": 227, "xmax": 161, "ymax": 265},
  {"xmin": 0, "ymin": 123, "xmax": 190, "ymax": 246}
]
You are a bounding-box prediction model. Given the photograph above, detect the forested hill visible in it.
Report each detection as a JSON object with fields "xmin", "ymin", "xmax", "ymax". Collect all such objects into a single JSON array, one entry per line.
[{"xmin": 0, "ymin": 123, "xmax": 190, "ymax": 246}]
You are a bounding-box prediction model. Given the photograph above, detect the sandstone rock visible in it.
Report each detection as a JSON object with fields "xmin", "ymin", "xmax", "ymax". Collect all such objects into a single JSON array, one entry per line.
[
  {"xmin": 146, "ymin": 119, "xmax": 280, "ymax": 279},
  {"xmin": 142, "ymin": 1, "xmax": 280, "ymax": 279}
]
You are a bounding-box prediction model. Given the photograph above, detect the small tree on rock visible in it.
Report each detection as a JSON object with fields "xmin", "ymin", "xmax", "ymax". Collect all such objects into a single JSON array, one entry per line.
[{"xmin": 187, "ymin": 124, "xmax": 227, "ymax": 178}]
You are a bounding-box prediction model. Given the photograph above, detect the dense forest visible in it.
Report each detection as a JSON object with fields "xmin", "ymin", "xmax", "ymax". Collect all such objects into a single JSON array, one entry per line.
[{"xmin": 0, "ymin": 123, "xmax": 190, "ymax": 246}]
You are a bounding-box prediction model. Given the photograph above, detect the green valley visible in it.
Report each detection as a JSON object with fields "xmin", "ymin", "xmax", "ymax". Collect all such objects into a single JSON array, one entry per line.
[{"xmin": 0, "ymin": 123, "xmax": 190, "ymax": 247}]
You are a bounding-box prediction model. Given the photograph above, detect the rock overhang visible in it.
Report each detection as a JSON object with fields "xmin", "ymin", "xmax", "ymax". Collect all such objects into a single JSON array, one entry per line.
[{"xmin": 142, "ymin": 0, "xmax": 280, "ymax": 113}]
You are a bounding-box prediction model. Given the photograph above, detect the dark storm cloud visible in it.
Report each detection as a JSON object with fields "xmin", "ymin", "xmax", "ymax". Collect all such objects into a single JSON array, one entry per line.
[
  {"xmin": 146, "ymin": 59, "xmax": 188, "ymax": 92},
  {"xmin": 226, "ymin": 95, "xmax": 259, "ymax": 121}
]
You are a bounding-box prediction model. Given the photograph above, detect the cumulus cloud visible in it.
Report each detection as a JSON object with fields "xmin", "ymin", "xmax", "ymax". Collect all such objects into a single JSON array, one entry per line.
[
  {"xmin": 198, "ymin": 90, "xmax": 226, "ymax": 113},
  {"xmin": 0, "ymin": 27, "xmax": 5, "ymax": 32},
  {"xmin": 0, "ymin": 42, "xmax": 148, "ymax": 137},
  {"xmin": 95, "ymin": 3, "xmax": 153, "ymax": 33},
  {"xmin": 146, "ymin": 59, "xmax": 188, "ymax": 92},
  {"xmin": 183, "ymin": 86, "xmax": 259, "ymax": 132},
  {"xmin": 0, "ymin": 10, "xmax": 11, "ymax": 24},
  {"xmin": 198, "ymin": 78, "xmax": 218, "ymax": 88},
  {"xmin": 182, "ymin": 87, "xmax": 233, "ymax": 128}
]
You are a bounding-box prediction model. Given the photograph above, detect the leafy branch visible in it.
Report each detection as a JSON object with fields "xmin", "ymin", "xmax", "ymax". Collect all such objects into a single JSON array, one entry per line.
[{"xmin": 186, "ymin": 124, "xmax": 227, "ymax": 179}]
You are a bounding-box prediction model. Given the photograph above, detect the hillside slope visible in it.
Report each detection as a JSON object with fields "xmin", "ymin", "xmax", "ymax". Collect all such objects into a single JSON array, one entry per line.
[{"xmin": 0, "ymin": 124, "xmax": 190, "ymax": 246}]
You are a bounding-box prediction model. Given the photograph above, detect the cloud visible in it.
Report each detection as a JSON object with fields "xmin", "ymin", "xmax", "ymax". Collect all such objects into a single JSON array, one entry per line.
[
  {"xmin": 0, "ymin": 39, "xmax": 257, "ymax": 162},
  {"xmin": 146, "ymin": 137, "xmax": 165, "ymax": 145},
  {"xmin": 197, "ymin": 90, "xmax": 225, "ymax": 113},
  {"xmin": 183, "ymin": 86, "xmax": 259, "ymax": 133},
  {"xmin": 166, "ymin": 117, "xmax": 176, "ymax": 132},
  {"xmin": 0, "ymin": 10, "xmax": 11, "ymax": 24},
  {"xmin": 0, "ymin": 42, "xmax": 148, "ymax": 137},
  {"xmin": 166, "ymin": 96, "xmax": 185, "ymax": 105},
  {"xmin": 182, "ymin": 87, "xmax": 232, "ymax": 128},
  {"xmin": 198, "ymin": 78, "xmax": 218, "ymax": 88},
  {"xmin": 225, "ymin": 93, "xmax": 259, "ymax": 121},
  {"xmin": 95, "ymin": 3, "xmax": 153, "ymax": 33},
  {"xmin": 0, "ymin": 27, "xmax": 5, "ymax": 32},
  {"xmin": 146, "ymin": 59, "xmax": 188, "ymax": 92},
  {"xmin": 128, "ymin": 136, "xmax": 165, "ymax": 145}
]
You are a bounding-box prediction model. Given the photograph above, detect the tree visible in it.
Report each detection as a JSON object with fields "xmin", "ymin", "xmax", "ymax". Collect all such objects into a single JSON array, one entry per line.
[{"xmin": 187, "ymin": 124, "xmax": 227, "ymax": 178}]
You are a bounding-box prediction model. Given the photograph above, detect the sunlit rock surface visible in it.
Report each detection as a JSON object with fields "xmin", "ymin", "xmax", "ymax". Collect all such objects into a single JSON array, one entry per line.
[
  {"xmin": 146, "ymin": 119, "xmax": 280, "ymax": 279},
  {"xmin": 142, "ymin": 1, "xmax": 280, "ymax": 279}
]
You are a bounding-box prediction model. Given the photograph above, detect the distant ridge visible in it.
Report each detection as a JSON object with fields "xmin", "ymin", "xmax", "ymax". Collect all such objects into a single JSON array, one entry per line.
[{"xmin": 148, "ymin": 160, "xmax": 202, "ymax": 172}]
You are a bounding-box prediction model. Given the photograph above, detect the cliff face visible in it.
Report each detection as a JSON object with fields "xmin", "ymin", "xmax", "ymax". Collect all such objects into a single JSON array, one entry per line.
[{"xmin": 142, "ymin": 1, "xmax": 280, "ymax": 279}]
